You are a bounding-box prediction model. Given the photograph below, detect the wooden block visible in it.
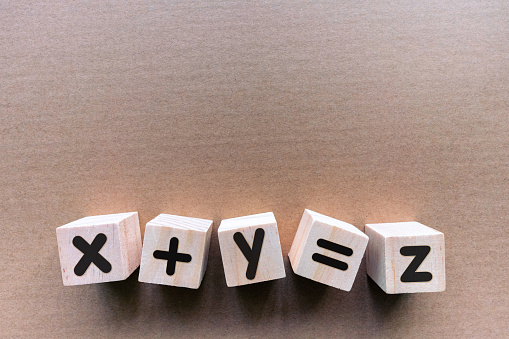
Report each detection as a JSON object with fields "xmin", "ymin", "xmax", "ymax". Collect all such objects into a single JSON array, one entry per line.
[
  {"xmin": 218, "ymin": 212, "xmax": 286, "ymax": 287},
  {"xmin": 288, "ymin": 209, "xmax": 369, "ymax": 291},
  {"xmin": 56, "ymin": 212, "xmax": 142, "ymax": 286},
  {"xmin": 138, "ymin": 214, "xmax": 213, "ymax": 289},
  {"xmin": 365, "ymin": 221, "xmax": 446, "ymax": 294}
]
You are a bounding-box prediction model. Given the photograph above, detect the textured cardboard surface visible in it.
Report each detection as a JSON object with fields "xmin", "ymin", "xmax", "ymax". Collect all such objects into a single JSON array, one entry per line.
[{"xmin": 1, "ymin": 1, "xmax": 508, "ymax": 337}]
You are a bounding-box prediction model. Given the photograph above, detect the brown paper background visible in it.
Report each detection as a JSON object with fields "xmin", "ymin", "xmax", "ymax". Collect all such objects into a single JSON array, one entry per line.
[{"xmin": 1, "ymin": 1, "xmax": 508, "ymax": 337}]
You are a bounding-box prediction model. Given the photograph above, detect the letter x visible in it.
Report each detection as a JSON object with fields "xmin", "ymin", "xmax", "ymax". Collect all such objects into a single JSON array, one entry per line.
[
  {"xmin": 73, "ymin": 233, "xmax": 112, "ymax": 276},
  {"xmin": 153, "ymin": 237, "xmax": 192, "ymax": 276}
]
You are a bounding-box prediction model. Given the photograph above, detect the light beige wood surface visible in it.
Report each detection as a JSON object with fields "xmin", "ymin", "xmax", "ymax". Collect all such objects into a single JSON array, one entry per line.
[
  {"xmin": 218, "ymin": 212, "xmax": 286, "ymax": 286},
  {"xmin": 56, "ymin": 212, "xmax": 142, "ymax": 286},
  {"xmin": 365, "ymin": 222, "xmax": 446, "ymax": 294},
  {"xmin": 289, "ymin": 209, "xmax": 368, "ymax": 291},
  {"xmin": 138, "ymin": 214, "xmax": 213, "ymax": 289}
]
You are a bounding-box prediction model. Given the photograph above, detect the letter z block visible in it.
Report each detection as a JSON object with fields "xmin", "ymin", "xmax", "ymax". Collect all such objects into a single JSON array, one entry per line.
[
  {"xmin": 365, "ymin": 221, "xmax": 446, "ymax": 294},
  {"xmin": 218, "ymin": 212, "xmax": 286, "ymax": 287},
  {"xmin": 138, "ymin": 214, "xmax": 213, "ymax": 289},
  {"xmin": 56, "ymin": 212, "xmax": 142, "ymax": 286},
  {"xmin": 289, "ymin": 209, "xmax": 368, "ymax": 291}
]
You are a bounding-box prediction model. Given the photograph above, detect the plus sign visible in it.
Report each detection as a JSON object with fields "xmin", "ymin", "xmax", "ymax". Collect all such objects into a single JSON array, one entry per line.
[{"xmin": 153, "ymin": 237, "xmax": 192, "ymax": 276}]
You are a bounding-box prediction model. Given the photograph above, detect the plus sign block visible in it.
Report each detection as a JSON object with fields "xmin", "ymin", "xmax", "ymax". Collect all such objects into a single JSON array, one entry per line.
[
  {"xmin": 56, "ymin": 212, "xmax": 142, "ymax": 286},
  {"xmin": 288, "ymin": 209, "xmax": 369, "ymax": 291},
  {"xmin": 138, "ymin": 214, "xmax": 213, "ymax": 289},
  {"xmin": 365, "ymin": 222, "xmax": 446, "ymax": 294},
  {"xmin": 218, "ymin": 212, "xmax": 286, "ymax": 287}
]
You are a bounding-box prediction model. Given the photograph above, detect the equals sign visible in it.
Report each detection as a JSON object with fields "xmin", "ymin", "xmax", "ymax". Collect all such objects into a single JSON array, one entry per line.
[{"xmin": 312, "ymin": 239, "xmax": 353, "ymax": 271}]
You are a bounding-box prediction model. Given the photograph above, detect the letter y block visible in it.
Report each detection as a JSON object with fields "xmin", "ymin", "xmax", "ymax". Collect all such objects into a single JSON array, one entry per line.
[{"xmin": 218, "ymin": 212, "xmax": 286, "ymax": 286}]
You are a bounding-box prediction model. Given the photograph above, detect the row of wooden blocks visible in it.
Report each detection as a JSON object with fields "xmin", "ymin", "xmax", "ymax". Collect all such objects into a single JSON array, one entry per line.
[{"xmin": 56, "ymin": 210, "xmax": 446, "ymax": 294}]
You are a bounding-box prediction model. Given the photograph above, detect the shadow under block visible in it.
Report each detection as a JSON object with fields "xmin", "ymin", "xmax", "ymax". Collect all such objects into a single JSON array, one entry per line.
[
  {"xmin": 288, "ymin": 209, "xmax": 369, "ymax": 291},
  {"xmin": 218, "ymin": 212, "xmax": 286, "ymax": 287},
  {"xmin": 365, "ymin": 222, "xmax": 446, "ymax": 294},
  {"xmin": 138, "ymin": 214, "xmax": 213, "ymax": 289},
  {"xmin": 56, "ymin": 212, "xmax": 142, "ymax": 286}
]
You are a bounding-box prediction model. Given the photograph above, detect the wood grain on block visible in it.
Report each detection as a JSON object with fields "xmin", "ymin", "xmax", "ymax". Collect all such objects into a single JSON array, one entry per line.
[
  {"xmin": 288, "ymin": 209, "xmax": 368, "ymax": 291},
  {"xmin": 218, "ymin": 212, "xmax": 286, "ymax": 287},
  {"xmin": 138, "ymin": 214, "xmax": 213, "ymax": 289},
  {"xmin": 56, "ymin": 212, "xmax": 142, "ymax": 286},
  {"xmin": 365, "ymin": 222, "xmax": 446, "ymax": 294}
]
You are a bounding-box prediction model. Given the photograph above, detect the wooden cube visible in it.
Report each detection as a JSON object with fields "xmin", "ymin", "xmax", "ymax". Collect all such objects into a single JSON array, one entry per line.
[
  {"xmin": 218, "ymin": 212, "xmax": 286, "ymax": 287},
  {"xmin": 365, "ymin": 221, "xmax": 446, "ymax": 294},
  {"xmin": 288, "ymin": 209, "xmax": 369, "ymax": 291},
  {"xmin": 56, "ymin": 212, "xmax": 142, "ymax": 286},
  {"xmin": 138, "ymin": 214, "xmax": 213, "ymax": 289}
]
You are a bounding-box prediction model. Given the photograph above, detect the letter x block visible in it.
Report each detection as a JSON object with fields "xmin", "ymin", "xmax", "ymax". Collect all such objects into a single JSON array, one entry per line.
[
  {"xmin": 56, "ymin": 212, "xmax": 142, "ymax": 286},
  {"xmin": 288, "ymin": 209, "xmax": 368, "ymax": 291},
  {"xmin": 138, "ymin": 214, "xmax": 213, "ymax": 289},
  {"xmin": 365, "ymin": 222, "xmax": 446, "ymax": 294},
  {"xmin": 218, "ymin": 212, "xmax": 286, "ymax": 287}
]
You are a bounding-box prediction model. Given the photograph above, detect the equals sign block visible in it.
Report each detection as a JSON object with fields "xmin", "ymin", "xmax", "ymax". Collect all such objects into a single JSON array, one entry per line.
[{"xmin": 289, "ymin": 209, "xmax": 368, "ymax": 291}]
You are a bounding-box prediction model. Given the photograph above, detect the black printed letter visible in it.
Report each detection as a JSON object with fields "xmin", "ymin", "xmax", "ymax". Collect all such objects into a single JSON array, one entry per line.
[
  {"xmin": 233, "ymin": 228, "xmax": 265, "ymax": 280},
  {"xmin": 73, "ymin": 233, "xmax": 112, "ymax": 276},
  {"xmin": 400, "ymin": 246, "xmax": 432, "ymax": 283}
]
